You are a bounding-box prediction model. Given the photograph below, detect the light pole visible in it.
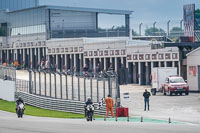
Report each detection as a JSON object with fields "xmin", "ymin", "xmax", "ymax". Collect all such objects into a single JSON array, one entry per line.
[
  {"xmin": 153, "ymin": 21, "xmax": 156, "ymax": 35},
  {"xmin": 180, "ymin": 19, "xmax": 183, "ymax": 30},
  {"xmin": 139, "ymin": 23, "xmax": 142, "ymax": 36},
  {"xmin": 167, "ymin": 20, "xmax": 170, "ymax": 37}
]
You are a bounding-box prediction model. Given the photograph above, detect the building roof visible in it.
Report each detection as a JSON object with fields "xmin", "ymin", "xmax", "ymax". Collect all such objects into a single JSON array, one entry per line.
[
  {"xmin": 7, "ymin": 5, "xmax": 133, "ymax": 15},
  {"xmin": 186, "ymin": 46, "xmax": 200, "ymax": 56}
]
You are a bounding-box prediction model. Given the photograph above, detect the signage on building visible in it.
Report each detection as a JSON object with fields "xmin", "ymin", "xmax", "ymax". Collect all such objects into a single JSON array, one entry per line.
[
  {"xmin": 121, "ymin": 50, "xmax": 126, "ymax": 55},
  {"xmin": 94, "ymin": 51, "xmax": 98, "ymax": 56},
  {"xmin": 159, "ymin": 53, "xmax": 164, "ymax": 59},
  {"xmin": 152, "ymin": 54, "xmax": 157, "ymax": 59},
  {"xmin": 172, "ymin": 53, "xmax": 178, "ymax": 59},
  {"xmin": 123, "ymin": 92, "xmax": 130, "ymax": 101},
  {"xmin": 133, "ymin": 55, "xmax": 138, "ymax": 60},
  {"xmin": 89, "ymin": 51, "xmax": 93, "ymax": 56},
  {"xmin": 115, "ymin": 50, "xmax": 120, "ymax": 55},
  {"xmin": 139, "ymin": 54, "xmax": 144, "ymax": 60},
  {"xmin": 104, "ymin": 50, "xmax": 108, "ymax": 56},
  {"xmin": 110, "ymin": 50, "xmax": 114, "ymax": 55},
  {"xmin": 145, "ymin": 54, "xmax": 150, "ymax": 60},
  {"xmin": 165, "ymin": 53, "xmax": 171, "ymax": 59},
  {"xmin": 127, "ymin": 55, "xmax": 132, "ymax": 60},
  {"xmin": 99, "ymin": 51, "xmax": 103, "ymax": 56},
  {"xmin": 84, "ymin": 51, "xmax": 88, "ymax": 56},
  {"xmin": 189, "ymin": 66, "xmax": 197, "ymax": 76}
]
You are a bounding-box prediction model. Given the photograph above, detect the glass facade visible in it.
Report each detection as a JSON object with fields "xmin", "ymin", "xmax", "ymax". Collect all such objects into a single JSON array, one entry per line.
[
  {"xmin": 0, "ymin": 0, "xmax": 39, "ymax": 11},
  {"xmin": 5, "ymin": 7, "xmax": 47, "ymax": 36},
  {"xmin": 10, "ymin": 24, "xmax": 46, "ymax": 36}
]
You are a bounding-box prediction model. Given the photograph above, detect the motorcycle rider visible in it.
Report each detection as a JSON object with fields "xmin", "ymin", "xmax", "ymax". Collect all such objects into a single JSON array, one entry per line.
[
  {"xmin": 85, "ymin": 97, "xmax": 93, "ymax": 117},
  {"xmin": 16, "ymin": 97, "xmax": 24, "ymax": 112}
]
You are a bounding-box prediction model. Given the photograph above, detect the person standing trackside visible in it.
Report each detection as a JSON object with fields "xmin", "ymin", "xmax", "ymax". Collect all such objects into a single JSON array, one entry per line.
[
  {"xmin": 105, "ymin": 94, "xmax": 114, "ymax": 117},
  {"xmin": 143, "ymin": 89, "xmax": 151, "ymax": 111}
]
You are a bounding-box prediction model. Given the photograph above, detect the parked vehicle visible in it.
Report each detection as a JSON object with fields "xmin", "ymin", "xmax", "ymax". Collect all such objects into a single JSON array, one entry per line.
[
  {"xmin": 86, "ymin": 104, "xmax": 95, "ymax": 121},
  {"xmin": 151, "ymin": 67, "xmax": 177, "ymax": 95},
  {"xmin": 16, "ymin": 103, "xmax": 24, "ymax": 118},
  {"xmin": 162, "ymin": 76, "xmax": 189, "ymax": 96}
]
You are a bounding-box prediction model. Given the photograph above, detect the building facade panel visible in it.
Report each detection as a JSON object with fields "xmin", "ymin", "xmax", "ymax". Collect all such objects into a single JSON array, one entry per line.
[
  {"xmin": 0, "ymin": 0, "xmax": 38, "ymax": 11},
  {"xmin": 187, "ymin": 48, "xmax": 200, "ymax": 91}
]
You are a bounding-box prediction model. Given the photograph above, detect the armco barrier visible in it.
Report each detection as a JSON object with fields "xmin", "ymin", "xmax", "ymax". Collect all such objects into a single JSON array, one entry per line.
[{"xmin": 16, "ymin": 91, "xmax": 115, "ymax": 116}]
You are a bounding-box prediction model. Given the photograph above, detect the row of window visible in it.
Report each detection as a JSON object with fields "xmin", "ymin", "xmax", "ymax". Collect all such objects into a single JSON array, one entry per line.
[
  {"xmin": 127, "ymin": 53, "xmax": 178, "ymax": 60},
  {"xmin": 10, "ymin": 24, "xmax": 46, "ymax": 36},
  {"xmin": 84, "ymin": 50, "xmax": 126, "ymax": 57}
]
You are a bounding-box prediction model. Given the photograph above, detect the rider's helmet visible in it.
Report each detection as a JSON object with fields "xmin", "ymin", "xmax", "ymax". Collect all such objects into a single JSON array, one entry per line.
[
  {"xmin": 87, "ymin": 97, "xmax": 91, "ymax": 102},
  {"xmin": 18, "ymin": 97, "xmax": 22, "ymax": 101}
]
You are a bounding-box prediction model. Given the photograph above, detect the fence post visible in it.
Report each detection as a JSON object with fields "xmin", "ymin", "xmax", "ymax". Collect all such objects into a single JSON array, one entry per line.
[
  {"xmin": 103, "ymin": 78, "xmax": 105, "ymax": 98},
  {"xmin": 65, "ymin": 73, "xmax": 68, "ymax": 100},
  {"xmin": 78, "ymin": 75, "xmax": 80, "ymax": 101},
  {"xmin": 97, "ymin": 78, "xmax": 99, "ymax": 103},
  {"xmin": 39, "ymin": 70, "xmax": 41, "ymax": 96},
  {"xmin": 44, "ymin": 71, "xmax": 47, "ymax": 97},
  {"xmin": 49, "ymin": 72, "xmax": 52, "ymax": 97},
  {"xmin": 115, "ymin": 75, "xmax": 121, "ymax": 107},
  {"xmin": 34, "ymin": 70, "xmax": 36, "ymax": 94},
  {"xmin": 60, "ymin": 72, "xmax": 62, "ymax": 99},
  {"xmin": 54, "ymin": 72, "xmax": 57, "ymax": 99},
  {"xmin": 90, "ymin": 77, "xmax": 92, "ymax": 101},
  {"xmin": 108, "ymin": 76, "xmax": 112, "ymax": 96},
  {"xmin": 84, "ymin": 77, "xmax": 86, "ymax": 101},
  {"xmin": 28, "ymin": 69, "xmax": 32, "ymax": 94},
  {"xmin": 72, "ymin": 73, "xmax": 74, "ymax": 100}
]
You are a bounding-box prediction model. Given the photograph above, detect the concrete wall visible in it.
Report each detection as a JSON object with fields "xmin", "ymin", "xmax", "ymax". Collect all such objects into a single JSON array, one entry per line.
[
  {"xmin": 187, "ymin": 49, "xmax": 200, "ymax": 91},
  {"xmin": 0, "ymin": 79, "xmax": 15, "ymax": 101}
]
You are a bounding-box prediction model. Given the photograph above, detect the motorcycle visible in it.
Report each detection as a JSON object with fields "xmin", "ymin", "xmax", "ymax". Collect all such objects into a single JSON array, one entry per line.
[
  {"xmin": 86, "ymin": 104, "xmax": 95, "ymax": 121},
  {"xmin": 16, "ymin": 103, "xmax": 24, "ymax": 118}
]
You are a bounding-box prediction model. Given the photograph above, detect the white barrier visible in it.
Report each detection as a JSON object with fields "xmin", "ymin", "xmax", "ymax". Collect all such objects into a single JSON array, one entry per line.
[{"xmin": 0, "ymin": 79, "xmax": 15, "ymax": 101}]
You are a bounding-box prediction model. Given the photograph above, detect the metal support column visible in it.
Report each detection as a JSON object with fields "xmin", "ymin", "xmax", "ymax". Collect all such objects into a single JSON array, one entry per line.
[
  {"xmin": 72, "ymin": 73, "xmax": 74, "ymax": 100},
  {"xmin": 97, "ymin": 79, "xmax": 99, "ymax": 103},
  {"xmin": 28, "ymin": 70, "xmax": 32, "ymax": 94},
  {"xmin": 39, "ymin": 71, "xmax": 41, "ymax": 95},
  {"xmin": 54, "ymin": 72, "xmax": 57, "ymax": 98},
  {"xmin": 90, "ymin": 77, "xmax": 92, "ymax": 101},
  {"xmin": 60, "ymin": 73, "xmax": 62, "ymax": 99},
  {"xmin": 44, "ymin": 71, "xmax": 47, "ymax": 97},
  {"xmin": 65, "ymin": 73, "xmax": 68, "ymax": 100},
  {"xmin": 49, "ymin": 72, "xmax": 52, "ymax": 97},
  {"xmin": 84, "ymin": 77, "xmax": 86, "ymax": 101},
  {"xmin": 78, "ymin": 75, "xmax": 80, "ymax": 101}
]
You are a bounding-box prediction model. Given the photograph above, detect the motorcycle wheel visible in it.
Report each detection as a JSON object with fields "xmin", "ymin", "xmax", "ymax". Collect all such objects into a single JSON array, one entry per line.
[{"xmin": 89, "ymin": 112, "xmax": 93, "ymax": 121}]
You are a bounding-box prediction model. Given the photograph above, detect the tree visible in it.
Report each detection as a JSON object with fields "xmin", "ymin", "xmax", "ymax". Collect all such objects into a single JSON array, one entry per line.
[
  {"xmin": 170, "ymin": 27, "xmax": 183, "ymax": 33},
  {"xmin": 170, "ymin": 27, "xmax": 184, "ymax": 40},
  {"xmin": 132, "ymin": 29, "xmax": 138, "ymax": 36},
  {"xmin": 145, "ymin": 27, "xmax": 166, "ymax": 36}
]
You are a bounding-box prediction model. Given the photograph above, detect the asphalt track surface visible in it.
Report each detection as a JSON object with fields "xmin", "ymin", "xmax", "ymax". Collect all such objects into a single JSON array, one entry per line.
[{"xmin": 0, "ymin": 111, "xmax": 199, "ymax": 133}]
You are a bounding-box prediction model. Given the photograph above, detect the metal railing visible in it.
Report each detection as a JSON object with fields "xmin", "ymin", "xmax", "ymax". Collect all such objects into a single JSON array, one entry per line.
[
  {"xmin": 20, "ymin": 70, "xmax": 120, "ymax": 104},
  {"xmin": 15, "ymin": 91, "xmax": 115, "ymax": 116},
  {"xmin": 0, "ymin": 65, "xmax": 16, "ymax": 81}
]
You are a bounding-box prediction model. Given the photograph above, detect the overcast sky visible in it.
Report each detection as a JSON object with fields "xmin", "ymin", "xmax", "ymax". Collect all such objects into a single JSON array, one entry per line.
[{"xmin": 40, "ymin": 0, "xmax": 200, "ymax": 33}]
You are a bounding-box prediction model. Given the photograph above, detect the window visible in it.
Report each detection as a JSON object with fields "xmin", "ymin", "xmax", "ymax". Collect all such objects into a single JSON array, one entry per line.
[{"xmin": 10, "ymin": 24, "xmax": 46, "ymax": 36}]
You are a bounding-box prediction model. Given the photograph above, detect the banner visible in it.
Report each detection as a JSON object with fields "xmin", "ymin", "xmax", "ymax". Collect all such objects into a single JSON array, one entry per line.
[{"xmin": 184, "ymin": 4, "xmax": 195, "ymax": 42}]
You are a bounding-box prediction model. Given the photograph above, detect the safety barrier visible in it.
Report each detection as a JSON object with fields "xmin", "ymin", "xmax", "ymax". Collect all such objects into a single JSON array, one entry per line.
[
  {"xmin": 16, "ymin": 91, "xmax": 115, "ymax": 116},
  {"xmin": 0, "ymin": 65, "xmax": 16, "ymax": 81}
]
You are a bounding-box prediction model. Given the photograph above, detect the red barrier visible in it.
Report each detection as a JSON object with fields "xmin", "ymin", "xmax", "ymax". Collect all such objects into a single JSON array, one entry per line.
[{"xmin": 116, "ymin": 107, "xmax": 129, "ymax": 117}]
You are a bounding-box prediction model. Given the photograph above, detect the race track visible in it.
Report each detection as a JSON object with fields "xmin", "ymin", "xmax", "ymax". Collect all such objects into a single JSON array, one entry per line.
[{"xmin": 0, "ymin": 111, "xmax": 199, "ymax": 133}]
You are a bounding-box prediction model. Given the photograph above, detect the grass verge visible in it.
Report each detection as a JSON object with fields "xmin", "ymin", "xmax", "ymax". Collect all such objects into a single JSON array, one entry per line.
[{"xmin": 0, "ymin": 99, "xmax": 102, "ymax": 118}]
